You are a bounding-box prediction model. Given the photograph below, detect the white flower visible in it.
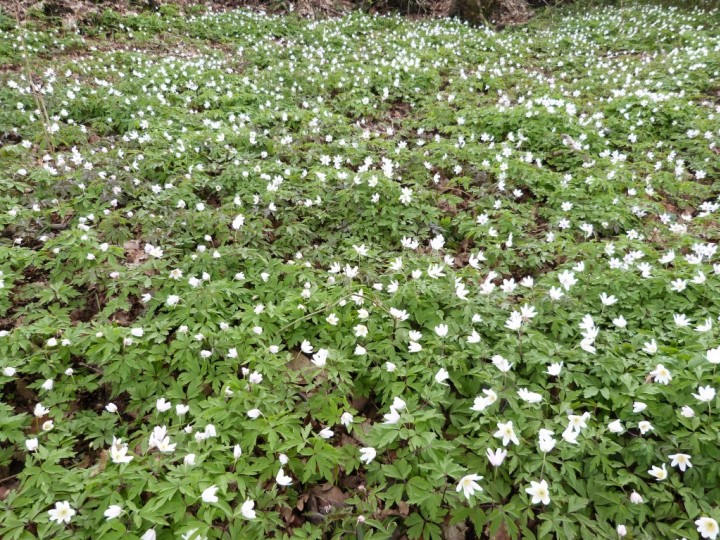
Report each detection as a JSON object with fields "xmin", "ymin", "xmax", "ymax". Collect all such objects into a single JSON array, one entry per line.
[
  {"xmin": 434, "ymin": 368, "xmax": 450, "ymax": 385},
  {"xmin": 696, "ymin": 517, "xmax": 719, "ymax": 540},
  {"xmin": 633, "ymin": 402, "xmax": 647, "ymax": 413},
  {"xmin": 558, "ymin": 270, "xmax": 577, "ymax": 291},
  {"xmin": 638, "ymin": 421, "xmax": 653, "ymax": 435},
  {"xmin": 399, "ymin": 187, "xmax": 413, "ymax": 205},
  {"xmin": 486, "ymin": 448, "xmax": 507, "ymax": 467},
  {"xmin": 525, "ymin": 479, "xmax": 550, "ymax": 505},
  {"xmin": 340, "ymin": 412, "xmax": 353, "ymax": 428},
  {"xmin": 105, "ymin": 403, "xmax": 118, "ymax": 413},
  {"xmin": 649, "ymin": 364, "xmax": 671, "ymax": 384},
  {"xmin": 34, "ymin": 403, "xmax": 49, "ymax": 417},
  {"xmin": 538, "ymin": 430, "xmax": 556, "ymax": 453},
  {"xmin": 276, "ymin": 468, "xmax": 293, "ymax": 486},
  {"xmin": 693, "ymin": 385, "xmax": 716, "ymax": 402},
  {"xmin": 25, "ymin": 438, "xmax": 39, "ymax": 452},
  {"xmin": 681, "ymin": 406, "xmax": 695, "ymax": 418},
  {"xmin": 517, "ymin": 388, "xmax": 542, "ymax": 404},
  {"xmin": 201, "ymin": 485, "xmax": 219, "ymax": 504},
  {"xmin": 383, "ymin": 407, "xmax": 401, "ymax": 425},
  {"xmin": 612, "ymin": 316, "xmax": 627, "ymax": 328},
  {"xmin": 104, "ymin": 505, "xmax": 123, "ymax": 520},
  {"xmin": 48, "ymin": 501, "xmax": 76, "ymax": 524},
  {"xmin": 434, "ymin": 324, "xmax": 448, "ymax": 337},
  {"xmin": 176, "ymin": 404, "xmax": 190, "ymax": 416},
  {"xmin": 130, "ymin": 327, "xmax": 144, "ymax": 337},
  {"xmin": 669, "ymin": 453, "xmax": 692, "ymax": 472},
  {"xmin": 456, "ymin": 474, "xmax": 483, "ymax": 500},
  {"xmin": 629, "ymin": 491, "xmax": 643, "ymax": 504},
  {"xmin": 707, "ymin": 347, "xmax": 720, "ymax": 364},
  {"xmin": 548, "ymin": 286, "xmax": 564, "ymax": 301},
  {"xmin": 241, "ymin": 499, "xmax": 256, "ymax": 519},
  {"xmin": 648, "ymin": 463, "xmax": 667, "ymax": 481},
  {"xmin": 494, "ymin": 421, "xmax": 519, "ymax": 446},
  {"xmin": 429, "ymin": 234, "xmax": 445, "ymax": 251},
  {"xmin": 184, "ymin": 454, "xmax": 196, "ymax": 466},
  {"xmin": 148, "ymin": 426, "xmax": 176, "ymax": 453},
  {"xmin": 505, "ymin": 311, "xmax": 523, "ymax": 331},
  {"xmin": 642, "ymin": 339, "xmax": 658, "ymax": 354},
  {"xmin": 471, "ymin": 389, "xmax": 497, "ymax": 412},
  {"xmin": 311, "ymin": 349, "xmax": 329, "ymax": 368},
  {"xmin": 389, "ymin": 308, "xmax": 409, "ymax": 321},
  {"xmin": 354, "ymin": 325, "xmax": 368, "ymax": 338},
  {"xmin": 319, "ymin": 428, "xmax": 334, "ymax": 439},
  {"xmin": 491, "ymin": 355, "xmax": 513, "ymax": 373},
  {"xmin": 156, "ymin": 398, "xmax": 172, "ymax": 412},
  {"xmin": 617, "ymin": 524, "xmax": 627, "ymax": 537},
  {"xmin": 233, "ymin": 445, "xmax": 242, "ymax": 460},
  {"xmin": 359, "ymin": 447, "xmax": 377, "ymax": 464},
  {"xmin": 232, "ymin": 214, "xmax": 245, "ymax": 230},
  {"xmin": 567, "ymin": 412, "xmax": 591, "ymax": 432},
  {"xmin": 110, "ymin": 437, "xmax": 133, "ymax": 464},
  {"xmin": 607, "ymin": 420, "xmax": 624, "ymax": 433},
  {"xmin": 546, "ymin": 362, "xmax": 563, "ymax": 376}
]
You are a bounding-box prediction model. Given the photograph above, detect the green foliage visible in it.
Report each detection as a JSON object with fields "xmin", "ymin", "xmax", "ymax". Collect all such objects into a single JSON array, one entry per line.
[{"xmin": 0, "ymin": 3, "xmax": 719, "ymax": 539}]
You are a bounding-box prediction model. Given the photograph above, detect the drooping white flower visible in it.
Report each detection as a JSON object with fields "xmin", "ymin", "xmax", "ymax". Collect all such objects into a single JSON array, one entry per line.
[
  {"xmin": 693, "ymin": 386, "xmax": 716, "ymax": 403},
  {"xmin": 103, "ymin": 505, "xmax": 123, "ymax": 520},
  {"xmin": 340, "ymin": 412, "xmax": 353, "ymax": 428},
  {"xmin": 201, "ymin": 485, "xmax": 219, "ymax": 503},
  {"xmin": 241, "ymin": 499, "xmax": 256, "ymax": 519},
  {"xmin": 517, "ymin": 388, "xmax": 543, "ymax": 404},
  {"xmin": 434, "ymin": 368, "xmax": 450, "ymax": 385},
  {"xmin": 546, "ymin": 362, "xmax": 563, "ymax": 376},
  {"xmin": 486, "ymin": 448, "xmax": 507, "ymax": 467},
  {"xmin": 359, "ymin": 447, "xmax": 377, "ymax": 464},
  {"xmin": 276, "ymin": 468, "xmax": 293, "ymax": 486},
  {"xmin": 648, "ymin": 463, "xmax": 667, "ymax": 481},
  {"xmin": 434, "ymin": 324, "xmax": 448, "ymax": 338}
]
